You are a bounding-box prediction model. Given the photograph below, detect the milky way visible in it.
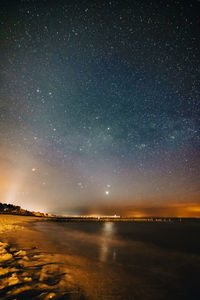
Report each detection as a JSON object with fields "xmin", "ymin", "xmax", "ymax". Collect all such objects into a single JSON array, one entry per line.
[{"xmin": 0, "ymin": 1, "xmax": 200, "ymax": 216}]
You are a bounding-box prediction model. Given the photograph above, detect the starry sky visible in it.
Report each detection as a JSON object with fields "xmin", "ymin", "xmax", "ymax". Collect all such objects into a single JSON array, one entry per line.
[{"xmin": 0, "ymin": 0, "xmax": 200, "ymax": 216}]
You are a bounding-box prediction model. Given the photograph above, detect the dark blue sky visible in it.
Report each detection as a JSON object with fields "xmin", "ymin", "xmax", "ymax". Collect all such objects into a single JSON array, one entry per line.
[{"xmin": 0, "ymin": 0, "xmax": 200, "ymax": 216}]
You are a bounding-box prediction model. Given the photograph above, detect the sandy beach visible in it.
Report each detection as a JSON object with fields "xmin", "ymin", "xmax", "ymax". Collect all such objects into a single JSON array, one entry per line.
[
  {"xmin": 0, "ymin": 215, "xmax": 133, "ymax": 300},
  {"xmin": 0, "ymin": 215, "xmax": 87, "ymax": 300}
]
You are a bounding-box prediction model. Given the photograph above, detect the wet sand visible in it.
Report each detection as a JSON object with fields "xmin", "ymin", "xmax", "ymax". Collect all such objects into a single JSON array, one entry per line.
[{"xmin": 0, "ymin": 215, "xmax": 87, "ymax": 300}]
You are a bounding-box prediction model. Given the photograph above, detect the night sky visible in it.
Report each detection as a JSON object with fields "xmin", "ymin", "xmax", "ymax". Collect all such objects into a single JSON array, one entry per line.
[{"xmin": 0, "ymin": 0, "xmax": 200, "ymax": 216}]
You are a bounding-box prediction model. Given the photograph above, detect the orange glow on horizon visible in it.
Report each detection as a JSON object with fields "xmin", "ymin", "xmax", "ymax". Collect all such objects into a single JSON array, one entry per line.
[{"xmin": 0, "ymin": 143, "xmax": 200, "ymax": 217}]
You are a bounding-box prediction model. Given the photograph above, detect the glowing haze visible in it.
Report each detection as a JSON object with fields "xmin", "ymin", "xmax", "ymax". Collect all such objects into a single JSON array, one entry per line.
[{"xmin": 0, "ymin": 1, "xmax": 200, "ymax": 217}]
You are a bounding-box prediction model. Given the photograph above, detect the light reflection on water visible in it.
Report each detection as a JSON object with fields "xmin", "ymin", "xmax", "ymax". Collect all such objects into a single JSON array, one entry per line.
[{"xmin": 99, "ymin": 222, "xmax": 115, "ymax": 262}]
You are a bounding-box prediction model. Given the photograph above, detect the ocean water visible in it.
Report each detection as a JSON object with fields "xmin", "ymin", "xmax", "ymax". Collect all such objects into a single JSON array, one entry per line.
[{"xmin": 35, "ymin": 221, "xmax": 200, "ymax": 300}]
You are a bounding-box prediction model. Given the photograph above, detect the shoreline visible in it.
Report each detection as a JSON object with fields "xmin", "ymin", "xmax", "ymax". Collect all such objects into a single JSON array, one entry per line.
[
  {"xmin": 0, "ymin": 214, "xmax": 87, "ymax": 300},
  {"xmin": 1, "ymin": 214, "xmax": 200, "ymax": 300}
]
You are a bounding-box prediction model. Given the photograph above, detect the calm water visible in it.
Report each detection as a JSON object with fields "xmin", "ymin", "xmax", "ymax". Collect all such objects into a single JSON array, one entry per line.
[{"xmin": 35, "ymin": 221, "xmax": 200, "ymax": 300}]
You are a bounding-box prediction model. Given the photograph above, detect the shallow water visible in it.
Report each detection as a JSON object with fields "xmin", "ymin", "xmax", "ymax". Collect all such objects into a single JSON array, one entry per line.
[{"xmin": 34, "ymin": 221, "xmax": 200, "ymax": 300}]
